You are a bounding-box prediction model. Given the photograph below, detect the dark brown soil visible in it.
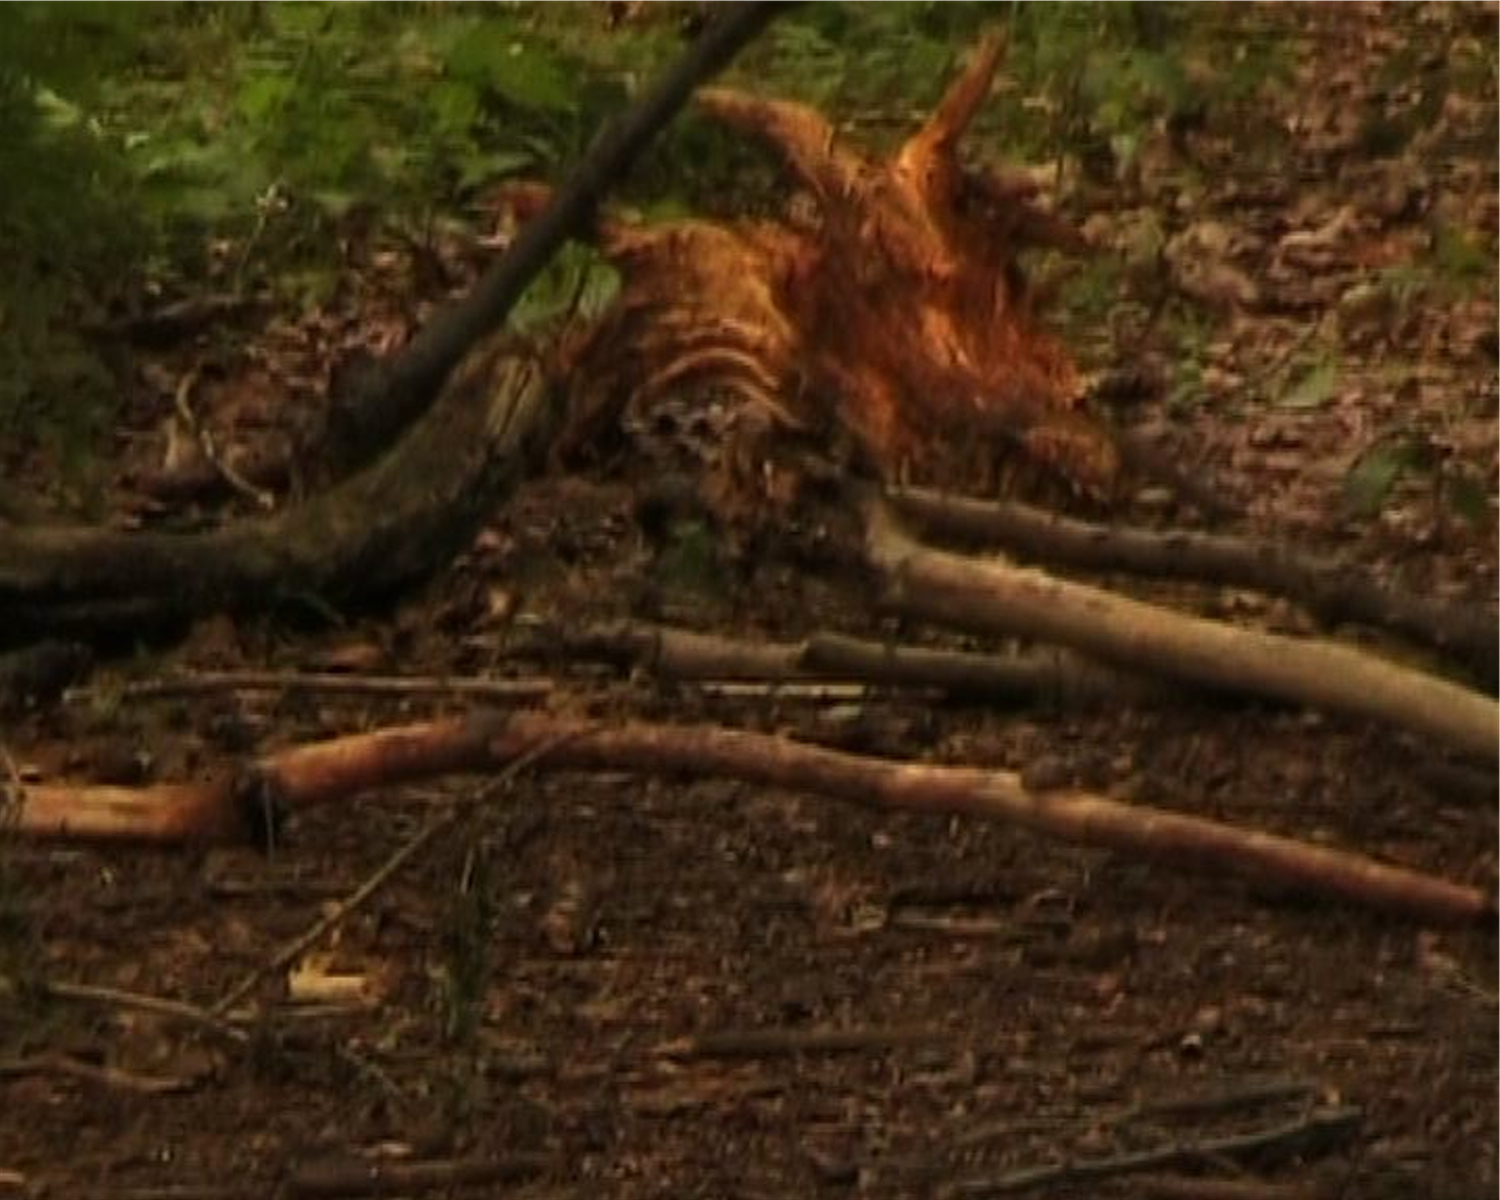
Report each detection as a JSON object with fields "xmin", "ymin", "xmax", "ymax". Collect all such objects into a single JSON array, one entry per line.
[{"xmin": 3, "ymin": 465, "xmax": 1495, "ymax": 1199}]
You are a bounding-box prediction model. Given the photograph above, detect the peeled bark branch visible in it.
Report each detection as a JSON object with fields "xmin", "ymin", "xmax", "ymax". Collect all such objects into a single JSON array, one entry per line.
[
  {"xmin": 14, "ymin": 711, "xmax": 1492, "ymax": 927},
  {"xmin": 891, "ymin": 485, "xmax": 1498, "ymax": 685},
  {"xmin": 866, "ymin": 501, "xmax": 1499, "ymax": 762}
]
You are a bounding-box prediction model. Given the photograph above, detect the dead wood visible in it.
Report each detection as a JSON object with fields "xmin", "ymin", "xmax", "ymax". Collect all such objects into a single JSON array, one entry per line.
[
  {"xmin": 891, "ymin": 485, "xmax": 1498, "ymax": 685},
  {"xmin": 67, "ymin": 669, "xmax": 553, "ymax": 706},
  {"xmin": 801, "ymin": 631, "xmax": 1172, "ymax": 706},
  {"xmin": 866, "ymin": 501, "xmax": 1499, "ymax": 762},
  {"xmin": 528, "ymin": 31, "xmax": 1122, "ymax": 516},
  {"xmin": 14, "ymin": 711, "xmax": 1492, "ymax": 927},
  {"xmin": 558, "ymin": 618, "xmax": 1169, "ymax": 705},
  {"xmin": 0, "ymin": 345, "xmax": 552, "ymax": 644},
  {"xmin": 0, "ymin": 5, "xmax": 783, "ymax": 647}
]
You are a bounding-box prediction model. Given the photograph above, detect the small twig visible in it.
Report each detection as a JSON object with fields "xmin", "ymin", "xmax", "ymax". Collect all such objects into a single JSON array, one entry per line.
[
  {"xmin": 67, "ymin": 670, "xmax": 553, "ymax": 706},
  {"xmin": 0, "ymin": 1052, "xmax": 194, "ymax": 1095},
  {"xmin": 173, "ymin": 362, "xmax": 277, "ymax": 512},
  {"xmin": 90, "ymin": 1190, "xmax": 256, "ymax": 1200},
  {"xmin": 211, "ymin": 813, "xmax": 456, "ymax": 1019},
  {"xmin": 284, "ymin": 1154, "xmax": 547, "ymax": 1199},
  {"xmin": 694, "ymin": 681, "xmax": 875, "ymax": 701},
  {"xmin": 944, "ymin": 1106, "xmax": 1361, "ymax": 1197},
  {"xmin": 654, "ymin": 1024, "xmax": 948, "ymax": 1060},
  {"xmin": 1133, "ymin": 1173, "xmax": 1327, "ymax": 1200},
  {"xmin": 210, "ymin": 732, "xmax": 575, "ymax": 1018},
  {"xmin": 2, "ymin": 976, "xmax": 249, "ymax": 1044},
  {"xmin": 1122, "ymin": 1076, "xmax": 1316, "ymax": 1123}
]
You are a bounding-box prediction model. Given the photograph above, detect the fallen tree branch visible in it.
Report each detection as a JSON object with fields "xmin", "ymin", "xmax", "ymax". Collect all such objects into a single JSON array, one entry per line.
[
  {"xmin": 865, "ymin": 501, "xmax": 1499, "ymax": 762},
  {"xmin": 801, "ymin": 632, "xmax": 1172, "ymax": 706},
  {"xmin": 67, "ymin": 669, "xmax": 553, "ymax": 706},
  {"xmin": 555, "ymin": 620, "xmax": 1170, "ymax": 706},
  {"xmin": 890, "ymin": 486, "xmax": 1498, "ymax": 684},
  {"xmin": 14, "ymin": 712, "xmax": 1493, "ymax": 927}
]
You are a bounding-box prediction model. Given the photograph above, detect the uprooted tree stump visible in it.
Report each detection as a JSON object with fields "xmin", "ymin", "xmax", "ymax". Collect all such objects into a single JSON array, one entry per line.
[{"xmin": 512, "ymin": 32, "xmax": 1122, "ymax": 522}]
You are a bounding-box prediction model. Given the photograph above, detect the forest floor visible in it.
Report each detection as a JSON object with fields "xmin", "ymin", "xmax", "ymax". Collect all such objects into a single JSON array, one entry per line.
[{"xmin": 2, "ymin": 6, "xmax": 1496, "ymax": 1198}]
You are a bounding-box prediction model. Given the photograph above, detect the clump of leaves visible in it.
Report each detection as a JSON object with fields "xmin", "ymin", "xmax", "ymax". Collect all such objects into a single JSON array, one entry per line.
[
  {"xmin": 1344, "ymin": 431, "xmax": 1492, "ymax": 526},
  {"xmin": 123, "ymin": 5, "xmax": 618, "ymax": 284}
]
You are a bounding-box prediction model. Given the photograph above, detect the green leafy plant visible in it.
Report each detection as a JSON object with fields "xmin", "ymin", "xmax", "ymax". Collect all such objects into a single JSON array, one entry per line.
[
  {"xmin": 1342, "ymin": 432, "xmax": 1491, "ymax": 526},
  {"xmin": 1277, "ymin": 356, "xmax": 1339, "ymax": 411}
]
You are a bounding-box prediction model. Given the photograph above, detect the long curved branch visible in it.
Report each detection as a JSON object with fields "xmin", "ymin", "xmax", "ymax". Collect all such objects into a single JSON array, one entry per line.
[{"xmin": 16, "ymin": 710, "xmax": 1492, "ymax": 927}]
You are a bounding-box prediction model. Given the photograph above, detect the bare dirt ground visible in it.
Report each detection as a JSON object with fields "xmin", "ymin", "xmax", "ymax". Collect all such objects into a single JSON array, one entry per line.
[{"xmin": 2, "ymin": 6, "xmax": 1495, "ymax": 1198}]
